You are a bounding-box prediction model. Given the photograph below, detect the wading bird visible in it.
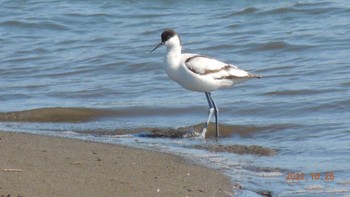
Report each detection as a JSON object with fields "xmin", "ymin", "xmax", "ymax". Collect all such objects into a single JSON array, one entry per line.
[{"xmin": 151, "ymin": 29, "xmax": 260, "ymax": 138}]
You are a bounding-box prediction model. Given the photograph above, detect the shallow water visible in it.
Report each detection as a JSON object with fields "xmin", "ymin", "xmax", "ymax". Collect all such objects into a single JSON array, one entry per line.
[{"xmin": 1, "ymin": 0, "xmax": 350, "ymax": 196}]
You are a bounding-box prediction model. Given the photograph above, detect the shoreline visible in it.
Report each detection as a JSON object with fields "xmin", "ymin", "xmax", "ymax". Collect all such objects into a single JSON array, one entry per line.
[{"xmin": 0, "ymin": 131, "xmax": 233, "ymax": 197}]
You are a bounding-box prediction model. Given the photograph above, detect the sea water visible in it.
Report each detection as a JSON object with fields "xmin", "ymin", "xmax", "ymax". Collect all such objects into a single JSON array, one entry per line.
[{"xmin": 1, "ymin": 0, "xmax": 350, "ymax": 196}]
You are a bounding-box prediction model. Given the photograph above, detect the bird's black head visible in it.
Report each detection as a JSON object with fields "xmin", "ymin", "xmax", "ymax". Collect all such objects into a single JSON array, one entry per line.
[
  {"xmin": 161, "ymin": 29, "xmax": 177, "ymax": 43},
  {"xmin": 151, "ymin": 28, "xmax": 179, "ymax": 52}
]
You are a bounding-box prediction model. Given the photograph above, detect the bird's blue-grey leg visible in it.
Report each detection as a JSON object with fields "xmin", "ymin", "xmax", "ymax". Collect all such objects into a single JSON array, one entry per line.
[
  {"xmin": 201, "ymin": 92, "xmax": 214, "ymax": 138},
  {"xmin": 208, "ymin": 93, "xmax": 220, "ymax": 137}
]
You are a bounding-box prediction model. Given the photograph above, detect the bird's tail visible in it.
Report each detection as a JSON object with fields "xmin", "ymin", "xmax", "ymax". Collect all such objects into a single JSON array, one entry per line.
[{"xmin": 248, "ymin": 72, "xmax": 262, "ymax": 79}]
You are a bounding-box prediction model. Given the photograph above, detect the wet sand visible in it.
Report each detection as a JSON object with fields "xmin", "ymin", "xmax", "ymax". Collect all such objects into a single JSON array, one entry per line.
[{"xmin": 0, "ymin": 131, "xmax": 233, "ymax": 197}]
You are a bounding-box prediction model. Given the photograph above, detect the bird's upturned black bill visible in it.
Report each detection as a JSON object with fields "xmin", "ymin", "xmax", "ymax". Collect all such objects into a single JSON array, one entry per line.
[{"xmin": 150, "ymin": 42, "xmax": 163, "ymax": 52}]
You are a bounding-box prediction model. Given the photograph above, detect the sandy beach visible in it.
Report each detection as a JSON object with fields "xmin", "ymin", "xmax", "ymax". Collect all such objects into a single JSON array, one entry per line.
[{"xmin": 0, "ymin": 131, "xmax": 233, "ymax": 197}]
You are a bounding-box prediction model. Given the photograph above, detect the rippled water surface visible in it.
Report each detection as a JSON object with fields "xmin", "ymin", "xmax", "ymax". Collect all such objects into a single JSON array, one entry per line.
[{"xmin": 1, "ymin": 0, "xmax": 350, "ymax": 196}]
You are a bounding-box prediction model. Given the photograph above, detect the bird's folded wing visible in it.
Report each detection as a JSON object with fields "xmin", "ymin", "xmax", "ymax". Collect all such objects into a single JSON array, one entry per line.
[{"xmin": 184, "ymin": 55, "xmax": 259, "ymax": 79}]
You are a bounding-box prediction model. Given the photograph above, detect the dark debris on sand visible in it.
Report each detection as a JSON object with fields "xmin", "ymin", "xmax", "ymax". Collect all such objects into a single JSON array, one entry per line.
[{"xmin": 192, "ymin": 144, "xmax": 277, "ymax": 156}]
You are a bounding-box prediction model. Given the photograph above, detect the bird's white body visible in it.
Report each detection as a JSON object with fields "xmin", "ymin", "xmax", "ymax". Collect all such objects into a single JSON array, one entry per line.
[
  {"xmin": 165, "ymin": 53, "xmax": 221, "ymax": 92},
  {"xmin": 163, "ymin": 34, "xmax": 259, "ymax": 92},
  {"xmin": 152, "ymin": 29, "xmax": 260, "ymax": 137}
]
